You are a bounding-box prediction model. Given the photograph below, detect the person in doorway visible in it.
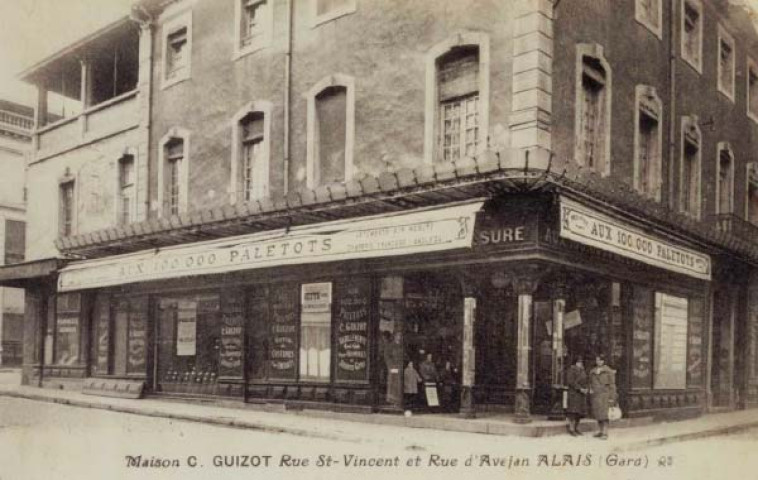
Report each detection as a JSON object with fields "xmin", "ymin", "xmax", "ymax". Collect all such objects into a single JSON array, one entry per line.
[
  {"xmin": 403, "ymin": 360, "xmax": 423, "ymax": 410},
  {"xmin": 419, "ymin": 353, "xmax": 439, "ymax": 383},
  {"xmin": 439, "ymin": 360, "xmax": 460, "ymax": 412},
  {"xmin": 565, "ymin": 357, "xmax": 588, "ymax": 436},
  {"xmin": 589, "ymin": 354, "xmax": 617, "ymax": 440}
]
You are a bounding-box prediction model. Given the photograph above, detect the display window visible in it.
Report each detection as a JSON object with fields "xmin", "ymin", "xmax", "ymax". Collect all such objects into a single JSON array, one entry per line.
[
  {"xmin": 157, "ymin": 293, "xmax": 221, "ymax": 393},
  {"xmin": 54, "ymin": 293, "xmax": 82, "ymax": 366}
]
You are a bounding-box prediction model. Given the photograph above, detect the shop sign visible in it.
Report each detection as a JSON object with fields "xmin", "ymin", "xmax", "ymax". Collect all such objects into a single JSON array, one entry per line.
[
  {"xmin": 301, "ymin": 283, "xmax": 332, "ymax": 314},
  {"xmin": 559, "ymin": 198, "xmax": 712, "ymax": 281},
  {"xmin": 335, "ymin": 279, "xmax": 370, "ymax": 383},
  {"xmin": 58, "ymin": 201, "xmax": 483, "ymax": 292}
]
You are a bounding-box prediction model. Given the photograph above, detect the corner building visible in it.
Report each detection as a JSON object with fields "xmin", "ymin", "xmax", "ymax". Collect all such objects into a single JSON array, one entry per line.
[{"xmin": 5, "ymin": 0, "xmax": 758, "ymax": 421}]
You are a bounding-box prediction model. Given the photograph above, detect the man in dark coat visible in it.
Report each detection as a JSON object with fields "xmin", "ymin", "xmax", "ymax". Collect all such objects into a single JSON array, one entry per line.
[
  {"xmin": 589, "ymin": 354, "xmax": 617, "ymax": 439},
  {"xmin": 565, "ymin": 357, "xmax": 588, "ymax": 436}
]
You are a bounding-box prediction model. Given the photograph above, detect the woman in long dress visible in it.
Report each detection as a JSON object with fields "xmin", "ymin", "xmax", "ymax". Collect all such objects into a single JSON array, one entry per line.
[
  {"xmin": 565, "ymin": 357, "xmax": 588, "ymax": 436},
  {"xmin": 589, "ymin": 354, "xmax": 617, "ymax": 440}
]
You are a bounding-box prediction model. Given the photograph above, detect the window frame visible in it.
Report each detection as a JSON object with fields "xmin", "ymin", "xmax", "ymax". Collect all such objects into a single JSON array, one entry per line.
[
  {"xmin": 230, "ymin": 101, "xmax": 272, "ymax": 203},
  {"xmin": 574, "ymin": 44, "xmax": 612, "ymax": 177},
  {"xmin": 716, "ymin": 142, "xmax": 735, "ymax": 215},
  {"xmin": 424, "ymin": 33, "xmax": 490, "ymax": 165},
  {"xmin": 681, "ymin": 0, "xmax": 703, "ymax": 74},
  {"xmin": 745, "ymin": 162, "xmax": 758, "ymax": 223},
  {"xmin": 116, "ymin": 150, "xmax": 137, "ymax": 225},
  {"xmin": 233, "ymin": 0, "xmax": 273, "ymax": 60},
  {"xmin": 652, "ymin": 292, "xmax": 689, "ymax": 390},
  {"xmin": 58, "ymin": 173, "xmax": 76, "ymax": 238},
  {"xmin": 634, "ymin": 85, "xmax": 663, "ymax": 201},
  {"xmin": 157, "ymin": 128, "xmax": 191, "ymax": 217},
  {"xmin": 717, "ymin": 25, "xmax": 736, "ymax": 103},
  {"xmin": 161, "ymin": 11, "xmax": 193, "ymax": 90},
  {"xmin": 310, "ymin": 0, "xmax": 357, "ymax": 28},
  {"xmin": 679, "ymin": 116, "xmax": 702, "ymax": 219},
  {"xmin": 306, "ymin": 74, "xmax": 355, "ymax": 189},
  {"xmin": 635, "ymin": 0, "xmax": 663, "ymax": 39},
  {"xmin": 747, "ymin": 57, "xmax": 758, "ymax": 124}
]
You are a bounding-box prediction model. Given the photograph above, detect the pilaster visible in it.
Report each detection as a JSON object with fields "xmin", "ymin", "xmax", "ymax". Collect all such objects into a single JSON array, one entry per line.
[{"xmin": 509, "ymin": 0, "xmax": 553, "ymax": 158}]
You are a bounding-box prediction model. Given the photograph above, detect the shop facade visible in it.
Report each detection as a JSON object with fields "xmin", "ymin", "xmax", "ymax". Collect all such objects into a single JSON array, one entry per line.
[{"xmin": 18, "ymin": 191, "xmax": 738, "ymax": 421}]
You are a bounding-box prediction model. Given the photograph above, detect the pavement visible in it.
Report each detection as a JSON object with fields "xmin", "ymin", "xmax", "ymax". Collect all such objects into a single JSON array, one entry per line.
[{"xmin": 1, "ymin": 369, "xmax": 756, "ymax": 451}]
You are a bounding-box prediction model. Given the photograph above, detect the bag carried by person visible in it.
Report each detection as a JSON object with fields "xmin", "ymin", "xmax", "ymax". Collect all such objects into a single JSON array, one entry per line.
[{"xmin": 608, "ymin": 405, "xmax": 622, "ymax": 421}]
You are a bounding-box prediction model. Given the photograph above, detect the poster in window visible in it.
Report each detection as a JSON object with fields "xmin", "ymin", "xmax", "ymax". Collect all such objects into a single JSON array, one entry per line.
[
  {"xmin": 127, "ymin": 298, "xmax": 148, "ymax": 374},
  {"xmin": 219, "ymin": 292, "xmax": 244, "ymax": 378},
  {"xmin": 335, "ymin": 279, "xmax": 369, "ymax": 383},
  {"xmin": 631, "ymin": 287, "xmax": 653, "ymax": 389},
  {"xmin": 55, "ymin": 315, "xmax": 80, "ymax": 366},
  {"xmin": 177, "ymin": 300, "xmax": 197, "ymax": 357},
  {"xmin": 687, "ymin": 297, "xmax": 704, "ymax": 387},
  {"xmin": 269, "ymin": 284, "xmax": 298, "ymax": 380},
  {"xmin": 653, "ymin": 293, "xmax": 688, "ymax": 390},
  {"xmin": 247, "ymin": 288, "xmax": 268, "ymax": 380},
  {"xmin": 96, "ymin": 299, "xmax": 110, "ymax": 374}
]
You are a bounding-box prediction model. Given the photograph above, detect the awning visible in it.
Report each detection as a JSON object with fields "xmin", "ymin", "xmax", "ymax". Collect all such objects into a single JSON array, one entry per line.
[
  {"xmin": 0, "ymin": 258, "xmax": 66, "ymax": 288},
  {"xmin": 58, "ymin": 200, "xmax": 484, "ymax": 292},
  {"xmin": 559, "ymin": 197, "xmax": 712, "ymax": 281}
]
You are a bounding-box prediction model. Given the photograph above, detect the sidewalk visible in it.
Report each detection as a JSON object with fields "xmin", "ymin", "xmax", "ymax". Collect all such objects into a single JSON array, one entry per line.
[{"xmin": 1, "ymin": 378, "xmax": 756, "ymax": 451}]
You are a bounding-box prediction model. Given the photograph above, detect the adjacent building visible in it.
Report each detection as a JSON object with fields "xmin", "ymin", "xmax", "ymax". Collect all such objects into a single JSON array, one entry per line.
[
  {"xmin": 3, "ymin": 0, "xmax": 758, "ymax": 420},
  {"xmin": 0, "ymin": 100, "xmax": 32, "ymax": 366}
]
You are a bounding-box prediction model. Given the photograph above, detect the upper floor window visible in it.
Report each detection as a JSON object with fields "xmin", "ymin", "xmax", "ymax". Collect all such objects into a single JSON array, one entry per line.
[
  {"xmin": 118, "ymin": 154, "xmax": 136, "ymax": 224},
  {"xmin": 680, "ymin": 116, "xmax": 701, "ymax": 218},
  {"xmin": 576, "ymin": 47, "xmax": 611, "ymax": 176},
  {"xmin": 747, "ymin": 58, "xmax": 758, "ymax": 123},
  {"xmin": 635, "ymin": 86, "xmax": 663, "ymax": 200},
  {"xmin": 161, "ymin": 12, "xmax": 192, "ymax": 89},
  {"xmin": 438, "ymin": 46, "xmax": 480, "ymax": 163},
  {"xmin": 158, "ymin": 130, "xmax": 190, "ymax": 217},
  {"xmin": 681, "ymin": 0, "xmax": 703, "ymax": 73},
  {"xmin": 635, "ymin": 0, "xmax": 662, "ymax": 38},
  {"xmin": 59, "ymin": 178, "xmax": 75, "ymax": 237},
  {"xmin": 234, "ymin": 0, "xmax": 273, "ymax": 58},
  {"xmin": 166, "ymin": 140, "xmax": 183, "ymax": 216},
  {"xmin": 717, "ymin": 26, "xmax": 735, "ymax": 101},
  {"xmin": 716, "ymin": 143, "xmax": 734, "ymax": 214},
  {"xmin": 306, "ymin": 75, "xmax": 355, "ymax": 188},
  {"xmin": 747, "ymin": 163, "xmax": 758, "ymax": 224},
  {"xmin": 424, "ymin": 34, "xmax": 489, "ymax": 165},
  {"xmin": 311, "ymin": 0, "xmax": 356, "ymax": 27},
  {"xmin": 231, "ymin": 102, "xmax": 271, "ymax": 203},
  {"xmin": 4, "ymin": 219, "xmax": 25, "ymax": 265}
]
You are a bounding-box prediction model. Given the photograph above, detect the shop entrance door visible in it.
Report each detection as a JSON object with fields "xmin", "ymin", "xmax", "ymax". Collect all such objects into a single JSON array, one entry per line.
[
  {"xmin": 401, "ymin": 274, "xmax": 462, "ymax": 413},
  {"xmin": 711, "ymin": 290, "xmax": 735, "ymax": 408}
]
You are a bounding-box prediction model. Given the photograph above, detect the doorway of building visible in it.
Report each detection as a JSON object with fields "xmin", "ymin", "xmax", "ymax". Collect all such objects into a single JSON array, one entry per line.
[
  {"xmin": 378, "ymin": 273, "xmax": 462, "ymax": 413},
  {"xmin": 711, "ymin": 289, "xmax": 735, "ymax": 408}
]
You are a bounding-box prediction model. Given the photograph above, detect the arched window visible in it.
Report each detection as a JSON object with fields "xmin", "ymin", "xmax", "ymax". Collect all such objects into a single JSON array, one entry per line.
[
  {"xmin": 575, "ymin": 44, "xmax": 612, "ymax": 176},
  {"xmin": 158, "ymin": 128, "xmax": 190, "ymax": 217},
  {"xmin": 231, "ymin": 101, "xmax": 271, "ymax": 202},
  {"xmin": 680, "ymin": 116, "xmax": 701, "ymax": 218},
  {"xmin": 424, "ymin": 33, "xmax": 489, "ymax": 164},
  {"xmin": 716, "ymin": 143, "xmax": 734, "ymax": 215},
  {"xmin": 635, "ymin": 85, "xmax": 663, "ymax": 200},
  {"xmin": 306, "ymin": 75, "xmax": 355, "ymax": 188},
  {"xmin": 117, "ymin": 150, "xmax": 136, "ymax": 224}
]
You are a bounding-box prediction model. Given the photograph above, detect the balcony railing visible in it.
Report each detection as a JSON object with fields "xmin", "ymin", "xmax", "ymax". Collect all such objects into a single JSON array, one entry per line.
[
  {"xmin": 35, "ymin": 89, "xmax": 139, "ymax": 159},
  {"xmin": 709, "ymin": 213, "xmax": 758, "ymax": 244},
  {"xmin": 0, "ymin": 109, "xmax": 33, "ymax": 132}
]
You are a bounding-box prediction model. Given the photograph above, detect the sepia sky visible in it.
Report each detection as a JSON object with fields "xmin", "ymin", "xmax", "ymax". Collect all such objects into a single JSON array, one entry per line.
[{"xmin": 1, "ymin": 0, "xmax": 758, "ymax": 108}]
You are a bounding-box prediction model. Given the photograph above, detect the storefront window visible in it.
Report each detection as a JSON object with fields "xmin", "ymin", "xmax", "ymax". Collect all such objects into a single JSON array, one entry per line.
[
  {"xmin": 300, "ymin": 283, "xmax": 332, "ymax": 382},
  {"xmin": 55, "ymin": 293, "xmax": 81, "ymax": 365},
  {"xmin": 268, "ymin": 284, "xmax": 299, "ymax": 380},
  {"xmin": 157, "ymin": 294, "xmax": 221, "ymax": 393},
  {"xmin": 653, "ymin": 293, "xmax": 688, "ymax": 389},
  {"xmin": 247, "ymin": 286, "xmax": 269, "ymax": 380},
  {"xmin": 334, "ymin": 278, "xmax": 370, "ymax": 383}
]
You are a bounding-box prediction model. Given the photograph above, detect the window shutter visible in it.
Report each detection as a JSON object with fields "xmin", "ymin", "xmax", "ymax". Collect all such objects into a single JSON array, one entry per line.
[{"xmin": 438, "ymin": 48, "xmax": 479, "ymax": 102}]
